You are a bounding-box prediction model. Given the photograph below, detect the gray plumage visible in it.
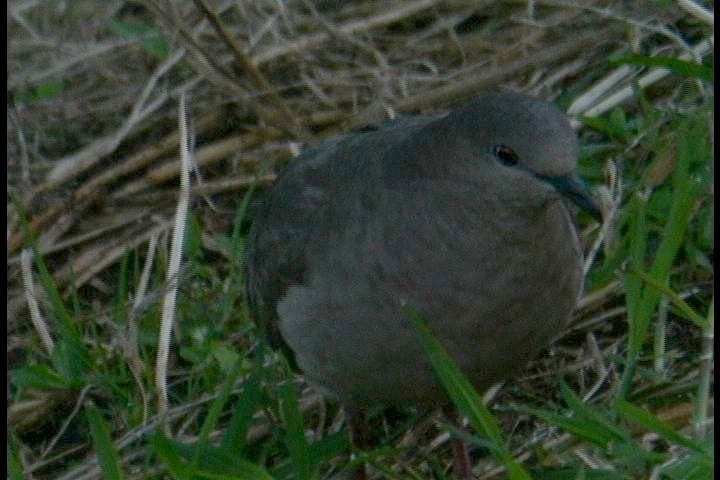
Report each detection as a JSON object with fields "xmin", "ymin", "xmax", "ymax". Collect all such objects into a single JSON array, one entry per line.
[{"xmin": 245, "ymin": 90, "xmax": 598, "ymax": 408}]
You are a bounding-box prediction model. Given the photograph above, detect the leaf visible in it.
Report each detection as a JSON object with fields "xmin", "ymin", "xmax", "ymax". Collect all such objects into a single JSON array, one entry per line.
[
  {"xmin": 12, "ymin": 195, "xmax": 91, "ymax": 384},
  {"xmin": 614, "ymin": 400, "xmax": 709, "ymax": 455},
  {"xmin": 11, "ymin": 363, "xmax": 69, "ymax": 390},
  {"xmin": 7, "ymin": 439, "xmax": 24, "ymax": 480},
  {"xmin": 194, "ymin": 356, "xmax": 248, "ymax": 469},
  {"xmin": 660, "ymin": 451, "xmax": 714, "ymax": 480},
  {"xmin": 153, "ymin": 432, "xmax": 275, "ymax": 480},
  {"xmin": 582, "ymin": 108, "xmax": 630, "ymax": 141},
  {"xmin": 35, "ymin": 79, "xmax": 66, "ymax": 99},
  {"xmin": 531, "ymin": 466, "xmax": 626, "ymax": 480},
  {"xmin": 631, "ymin": 116, "xmax": 705, "ymax": 352},
  {"xmin": 513, "ymin": 404, "xmax": 613, "ymax": 448},
  {"xmin": 220, "ymin": 377, "xmax": 263, "ymax": 454},
  {"xmin": 581, "ymin": 116, "xmax": 616, "ymax": 138},
  {"xmin": 108, "ymin": 19, "xmax": 169, "ymax": 59},
  {"xmin": 108, "ymin": 19, "xmax": 156, "ymax": 37},
  {"xmin": 308, "ymin": 431, "xmax": 351, "ymax": 467},
  {"xmin": 558, "ymin": 381, "xmax": 629, "ymax": 442},
  {"xmin": 86, "ymin": 405, "xmax": 124, "ymax": 480},
  {"xmin": 610, "ymin": 54, "xmax": 713, "ymax": 82},
  {"xmin": 51, "ymin": 336, "xmax": 90, "ymax": 387},
  {"xmin": 13, "ymin": 79, "xmax": 66, "ymax": 104},
  {"xmin": 609, "ymin": 107, "xmax": 630, "ymax": 141},
  {"xmin": 628, "ymin": 267, "xmax": 707, "ymax": 328},
  {"xmin": 278, "ymin": 382, "xmax": 313, "ymax": 480},
  {"xmin": 405, "ymin": 306, "xmax": 532, "ymax": 480},
  {"xmin": 211, "ymin": 342, "xmax": 241, "ymax": 375},
  {"xmin": 141, "ymin": 36, "xmax": 170, "ymax": 60},
  {"xmin": 152, "ymin": 432, "xmax": 195, "ymax": 480}
]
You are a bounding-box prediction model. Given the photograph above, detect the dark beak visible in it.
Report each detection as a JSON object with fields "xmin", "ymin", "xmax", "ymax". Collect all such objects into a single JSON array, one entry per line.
[{"xmin": 538, "ymin": 174, "xmax": 603, "ymax": 222}]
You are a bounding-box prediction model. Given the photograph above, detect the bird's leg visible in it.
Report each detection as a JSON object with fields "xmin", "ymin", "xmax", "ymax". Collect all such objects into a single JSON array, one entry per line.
[
  {"xmin": 442, "ymin": 405, "xmax": 474, "ymax": 480},
  {"xmin": 346, "ymin": 406, "xmax": 369, "ymax": 480}
]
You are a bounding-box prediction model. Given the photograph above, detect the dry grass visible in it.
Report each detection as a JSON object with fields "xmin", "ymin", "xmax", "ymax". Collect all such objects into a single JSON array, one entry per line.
[{"xmin": 7, "ymin": 1, "xmax": 713, "ymax": 479}]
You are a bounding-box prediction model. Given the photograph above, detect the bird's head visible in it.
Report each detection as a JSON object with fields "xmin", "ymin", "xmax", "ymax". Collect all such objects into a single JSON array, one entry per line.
[{"xmin": 419, "ymin": 90, "xmax": 601, "ymax": 220}]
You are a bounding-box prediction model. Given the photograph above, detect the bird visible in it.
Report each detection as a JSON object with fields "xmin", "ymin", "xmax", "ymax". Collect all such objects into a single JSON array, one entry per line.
[{"xmin": 244, "ymin": 90, "xmax": 601, "ymax": 478}]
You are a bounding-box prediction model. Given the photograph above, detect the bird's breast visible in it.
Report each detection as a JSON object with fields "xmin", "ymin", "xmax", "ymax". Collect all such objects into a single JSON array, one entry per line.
[{"xmin": 276, "ymin": 193, "xmax": 584, "ymax": 407}]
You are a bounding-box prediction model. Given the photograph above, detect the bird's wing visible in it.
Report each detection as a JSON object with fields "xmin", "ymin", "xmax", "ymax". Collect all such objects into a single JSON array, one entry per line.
[{"xmin": 244, "ymin": 116, "xmax": 433, "ymax": 358}]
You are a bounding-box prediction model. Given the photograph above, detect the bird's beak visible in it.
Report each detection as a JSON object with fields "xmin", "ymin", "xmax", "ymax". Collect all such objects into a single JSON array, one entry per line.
[{"xmin": 538, "ymin": 174, "xmax": 603, "ymax": 222}]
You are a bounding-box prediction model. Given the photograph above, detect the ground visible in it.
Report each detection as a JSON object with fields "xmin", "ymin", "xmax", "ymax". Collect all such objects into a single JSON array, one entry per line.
[{"xmin": 7, "ymin": 1, "xmax": 713, "ymax": 479}]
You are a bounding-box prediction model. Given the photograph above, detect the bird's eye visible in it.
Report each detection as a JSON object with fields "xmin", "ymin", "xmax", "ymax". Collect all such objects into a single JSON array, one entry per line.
[{"xmin": 493, "ymin": 145, "xmax": 519, "ymax": 166}]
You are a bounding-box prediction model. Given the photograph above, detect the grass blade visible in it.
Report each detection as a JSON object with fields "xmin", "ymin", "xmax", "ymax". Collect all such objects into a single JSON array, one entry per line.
[
  {"xmin": 220, "ymin": 376, "xmax": 263, "ymax": 453},
  {"xmin": 12, "ymin": 195, "xmax": 91, "ymax": 385},
  {"xmin": 7, "ymin": 439, "xmax": 24, "ymax": 480},
  {"xmin": 610, "ymin": 54, "xmax": 712, "ymax": 82},
  {"xmin": 152, "ymin": 431, "xmax": 195, "ymax": 480},
  {"xmin": 86, "ymin": 405, "xmax": 124, "ymax": 480},
  {"xmin": 193, "ymin": 357, "xmax": 247, "ymax": 468},
  {"xmin": 405, "ymin": 306, "xmax": 532, "ymax": 480},
  {"xmin": 614, "ymin": 400, "xmax": 709, "ymax": 455},
  {"xmin": 628, "ymin": 267, "xmax": 707, "ymax": 328},
  {"xmin": 512, "ymin": 404, "xmax": 613, "ymax": 448},
  {"xmin": 558, "ymin": 381, "xmax": 629, "ymax": 442},
  {"xmin": 278, "ymin": 382, "xmax": 313, "ymax": 480}
]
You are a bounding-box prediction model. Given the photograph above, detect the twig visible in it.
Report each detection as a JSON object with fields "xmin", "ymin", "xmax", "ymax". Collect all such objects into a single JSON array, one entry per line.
[
  {"xmin": 537, "ymin": 0, "xmax": 697, "ymax": 56},
  {"xmin": 156, "ymin": 92, "xmax": 192, "ymax": 432},
  {"xmin": 7, "ymin": 73, "xmax": 203, "ymax": 254},
  {"xmin": 50, "ymin": 219, "xmax": 172, "ymax": 292},
  {"xmin": 693, "ymin": 295, "xmax": 714, "ymax": 440},
  {"xmin": 108, "ymin": 174, "xmax": 277, "ymax": 205},
  {"xmin": 569, "ymin": 37, "xmax": 713, "ymax": 127},
  {"xmin": 390, "ymin": 31, "xmax": 598, "ymax": 115},
  {"xmin": 193, "ymin": 0, "xmax": 300, "ymax": 134},
  {"xmin": 567, "ymin": 67, "xmax": 633, "ymax": 116},
  {"xmin": 8, "ymin": 40, "xmax": 134, "ymax": 89},
  {"xmin": 7, "ymin": 212, "xmax": 152, "ymax": 265},
  {"xmin": 20, "ymin": 249, "xmax": 55, "ymax": 355},
  {"xmin": 73, "ymin": 111, "xmax": 221, "ymax": 201},
  {"xmin": 44, "ymin": 48, "xmax": 188, "ymax": 189},
  {"xmin": 40, "ymin": 385, "xmax": 95, "ymax": 460},
  {"xmin": 653, "ymin": 296, "xmax": 670, "ymax": 375},
  {"xmin": 127, "ymin": 232, "xmax": 160, "ymax": 427},
  {"xmin": 109, "ymin": 128, "xmax": 284, "ymax": 199},
  {"xmin": 8, "ymin": 110, "xmax": 31, "ymax": 184},
  {"xmin": 676, "ymin": 0, "xmax": 714, "ymax": 26},
  {"xmin": 254, "ymin": 0, "xmax": 442, "ymax": 63}
]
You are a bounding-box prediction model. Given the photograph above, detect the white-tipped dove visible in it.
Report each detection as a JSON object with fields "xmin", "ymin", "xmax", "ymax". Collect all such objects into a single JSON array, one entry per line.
[{"xmin": 245, "ymin": 90, "xmax": 600, "ymax": 478}]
